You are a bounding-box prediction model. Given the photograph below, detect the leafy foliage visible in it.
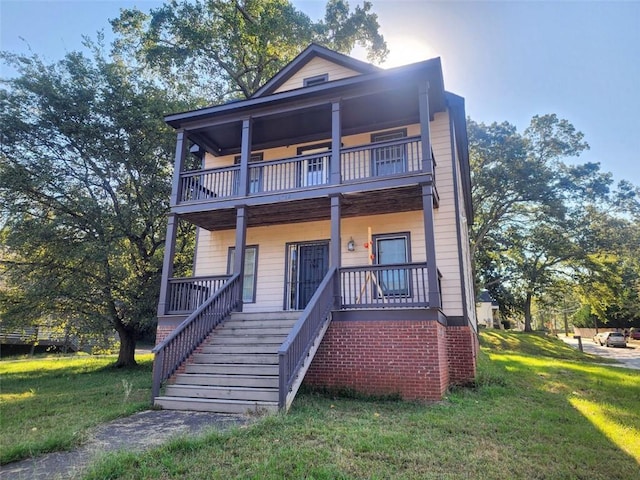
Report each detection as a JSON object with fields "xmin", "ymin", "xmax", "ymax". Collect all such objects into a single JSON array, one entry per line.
[
  {"xmin": 0, "ymin": 46, "xmax": 188, "ymax": 366},
  {"xmin": 469, "ymin": 114, "xmax": 640, "ymax": 330},
  {"xmin": 111, "ymin": 0, "xmax": 388, "ymax": 101}
]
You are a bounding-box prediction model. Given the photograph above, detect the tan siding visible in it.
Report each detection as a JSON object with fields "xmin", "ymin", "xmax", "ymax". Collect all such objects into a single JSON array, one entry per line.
[
  {"xmin": 275, "ymin": 57, "xmax": 361, "ymax": 93},
  {"xmin": 431, "ymin": 111, "xmax": 465, "ymax": 317}
]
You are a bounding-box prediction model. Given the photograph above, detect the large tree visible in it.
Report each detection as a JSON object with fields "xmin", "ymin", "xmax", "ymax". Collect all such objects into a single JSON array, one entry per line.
[
  {"xmin": 0, "ymin": 46, "xmax": 189, "ymax": 366},
  {"xmin": 111, "ymin": 0, "xmax": 388, "ymax": 101}
]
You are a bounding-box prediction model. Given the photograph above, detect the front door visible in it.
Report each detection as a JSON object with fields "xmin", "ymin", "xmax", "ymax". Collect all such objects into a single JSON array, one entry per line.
[{"xmin": 286, "ymin": 242, "xmax": 329, "ymax": 310}]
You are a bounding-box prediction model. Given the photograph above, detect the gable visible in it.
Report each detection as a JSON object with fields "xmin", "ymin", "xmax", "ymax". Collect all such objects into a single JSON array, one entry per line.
[
  {"xmin": 273, "ymin": 56, "xmax": 362, "ymax": 94},
  {"xmin": 252, "ymin": 43, "xmax": 380, "ymax": 98}
]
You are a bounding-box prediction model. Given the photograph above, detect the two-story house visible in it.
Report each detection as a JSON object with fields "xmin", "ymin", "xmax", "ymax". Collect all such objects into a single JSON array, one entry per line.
[{"xmin": 152, "ymin": 44, "xmax": 477, "ymax": 413}]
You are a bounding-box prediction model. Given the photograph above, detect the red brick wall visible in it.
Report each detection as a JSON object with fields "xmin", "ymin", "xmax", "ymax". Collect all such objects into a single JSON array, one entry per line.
[
  {"xmin": 304, "ymin": 319, "xmax": 450, "ymax": 401},
  {"xmin": 446, "ymin": 326, "xmax": 478, "ymax": 385},
  {"xmin": 155, "ymin": 325, "xmax": 174, "ymax": 345}
]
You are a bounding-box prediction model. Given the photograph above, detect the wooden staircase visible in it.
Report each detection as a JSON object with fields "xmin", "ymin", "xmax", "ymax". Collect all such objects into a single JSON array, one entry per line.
[{"xmin": 154, "ymin": 312, "xmax": 298, "ymax": 414}]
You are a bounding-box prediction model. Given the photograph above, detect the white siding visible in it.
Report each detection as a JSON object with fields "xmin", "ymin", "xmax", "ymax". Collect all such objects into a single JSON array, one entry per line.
[{"xmin": 274, "ymin": 57, "xmax": 361, "ymax": 93}]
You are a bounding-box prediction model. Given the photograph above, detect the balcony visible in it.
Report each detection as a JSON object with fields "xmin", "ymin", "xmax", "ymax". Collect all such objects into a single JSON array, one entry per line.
[{"xmin": 177, "ymin": 136, "xmax": 434, "ymax": 206}]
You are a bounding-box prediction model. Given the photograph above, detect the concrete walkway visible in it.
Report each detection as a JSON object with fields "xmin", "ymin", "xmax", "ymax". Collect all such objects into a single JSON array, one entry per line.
[{"xmin": 0, "ymin": 410, "xmax": 251, "ymax": 480}]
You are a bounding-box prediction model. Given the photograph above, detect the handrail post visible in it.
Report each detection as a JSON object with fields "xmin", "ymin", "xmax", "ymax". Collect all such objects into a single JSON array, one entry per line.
[{"xmin": 151, "ymin": 348, "xmax": 164, "ymax": 402}]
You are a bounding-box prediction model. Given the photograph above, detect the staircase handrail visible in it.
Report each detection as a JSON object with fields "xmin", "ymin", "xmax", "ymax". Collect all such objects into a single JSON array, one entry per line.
[
  {"xmin": 278, "ymin": 267, "xmax": 337, "ymax": 410},
  {"xmin": 151, "ymin": 273, "xmax": 241, "ymax": 400}
]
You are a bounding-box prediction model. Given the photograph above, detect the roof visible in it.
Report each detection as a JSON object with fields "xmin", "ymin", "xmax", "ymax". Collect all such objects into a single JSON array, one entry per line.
[{"xmin": 251, "ymin": 43, "xmax": 381, "ymax": 98}]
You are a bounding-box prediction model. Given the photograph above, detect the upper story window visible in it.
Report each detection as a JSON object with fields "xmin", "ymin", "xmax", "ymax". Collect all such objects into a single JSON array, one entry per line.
[{"xmin": 303, "ymin": 74, "xmax": 328, "ymax": 87}]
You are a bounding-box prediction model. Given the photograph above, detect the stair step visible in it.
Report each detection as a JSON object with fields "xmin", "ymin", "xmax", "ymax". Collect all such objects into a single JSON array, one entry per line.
[
  {"xmin": 216, "ymin": 326, "xmax": 292, "ymax": 335},
  {"xmin": 184, "ymin": 363, "xmax": 278, "ymax": 375},
  {"xmin": 165, "ymin": 384, "xmax": 278, "ymax": 402},
  {"xmin": 154, "ymin": 396, "xmax": 278, "ymax": 414},
  {"xmin": 222, "ymin": 319, "xmax": 297, "ymax": 329},
  {"xmin": 229, "ymin": 312, "xmax": 299, "ymax": 321},
  {"xmin": 200, "ymin": 344, "xmax": 281, "ymax": 354},
  {"xmin": 207, "ymin": 335, "xmax": 288, "ymax": 345},
  {"xmin": 173, "ymin": 373, "xmax": 279, "ymax": 388},
  {"xmin": 191, "ymin": 353, "xmax": 278, "ymax": 365}
]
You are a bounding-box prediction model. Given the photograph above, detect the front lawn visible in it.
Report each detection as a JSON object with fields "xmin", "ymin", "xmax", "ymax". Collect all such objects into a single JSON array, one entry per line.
[
  {"xmin": 83, "ymin": 332, "xmax": 640, "ymax": 479},
  {"xmin": 0, "ymin": 353, "xmax": 153, "ymax": 464}
]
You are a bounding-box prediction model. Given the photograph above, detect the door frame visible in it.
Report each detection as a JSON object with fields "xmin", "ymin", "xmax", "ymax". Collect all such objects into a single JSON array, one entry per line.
[{"xmin": 283, "ymin": 239, "xmax": 330, "ymax": 310}]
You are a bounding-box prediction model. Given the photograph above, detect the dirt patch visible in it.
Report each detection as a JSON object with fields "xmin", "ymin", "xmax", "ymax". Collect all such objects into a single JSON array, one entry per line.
[{"xmin": 1, "ymin": 410, "xmax": 251, "ymax": 479}]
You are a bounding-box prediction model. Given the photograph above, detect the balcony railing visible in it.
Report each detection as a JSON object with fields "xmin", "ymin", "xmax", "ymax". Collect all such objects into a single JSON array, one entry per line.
[
  {"xmin": 340, "ymin": 262, "xmax": 429, "ymax": 308},
  {"xmin": 166, "ymin": 275, "xmax": 231, "ymax": 314},
  {"xmin": 177, "ymin": 136, "xmax": 431, "ymax": 204}
]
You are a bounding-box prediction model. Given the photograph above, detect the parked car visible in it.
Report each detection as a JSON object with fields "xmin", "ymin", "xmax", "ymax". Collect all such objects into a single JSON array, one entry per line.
[
  {"xmin": 630, "ymin": 329, "xmax": 640, "ymax": 340},
  {"xmin": 594, "ymin": 331, "xmax": 627, "ymax": 348}
]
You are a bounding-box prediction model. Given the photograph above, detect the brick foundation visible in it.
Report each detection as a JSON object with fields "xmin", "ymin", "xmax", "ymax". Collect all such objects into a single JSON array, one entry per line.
[
  {"xmin": 304, "ymin": 319, "xmax": 451, "ymax": 401},
  {"xmin": 446, "ymin": 325, "xmax": 478, "ymax": 385}
]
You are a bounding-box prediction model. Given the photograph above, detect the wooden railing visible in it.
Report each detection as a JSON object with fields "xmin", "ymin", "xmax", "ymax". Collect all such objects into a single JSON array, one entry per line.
[
  {"xmin": 340, "ymin": 262, "xmax": 429, "ymax": 308},
  {"xmin": 166, "ymin": 275, "xmax": 231, "ymax": 314},
  {"xmin": 151, "ymin": 274, "xmax": 241, "ymax": 400},
  {"xmin": 176, "ymin": 136, "xmax": 434, "ymax": 204},
  {"xmin": 278, "ymin": 267, "xmax": 337, "ymax": 410},
  {"xmin": 340, "ymin": 136, "xmax": 423, "ymax": 182}
]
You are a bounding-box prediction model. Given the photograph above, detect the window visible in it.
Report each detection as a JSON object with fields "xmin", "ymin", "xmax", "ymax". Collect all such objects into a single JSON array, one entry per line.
[
  {"xmin": 303, "ymin": 74, "xmax": 328, "ymax": 87},
  {"xmin": 234, "ymin": 153, "xmax": 263, "ymax": 194},
  {"xmin": 374, "ymin": 232, "xmax": 411, "ymax": 296},
  {"xmin": 371, "ymin": 129, "xmax": 407, "ymax": 176},
  {"xmin": 297, "ymin": 143, "xmax": 331, "ymax": 187},
  {"xmin": 227, "ymin": 246, "xmax": 258, "ymax": 303}
]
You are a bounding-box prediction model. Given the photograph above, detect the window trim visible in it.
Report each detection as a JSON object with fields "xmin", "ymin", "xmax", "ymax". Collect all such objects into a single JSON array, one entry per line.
[
  {"xmin": 234, "ymin": 153, "xmax": 264, "ymax": 194},
  {"xmin": 370, "ymin": 128, "xmax": 408, "ymax": 177},
  {"xmin": 372, "ymin": 232, "xmax": 412, "ymax": 297},
  {"xmin": 227, "ymin": 245, "xmax": 259, "ymax": 303},
  {"xmin": 303, "ymin": 74, "xmax": 328, "ymax": 87}
]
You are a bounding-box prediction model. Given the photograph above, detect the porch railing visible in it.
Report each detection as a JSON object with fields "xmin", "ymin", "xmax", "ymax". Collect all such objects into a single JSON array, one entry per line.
[
  {"xmin": 340, "ymin": 136, "xmax": 422, "ymax": 182},
  {"xmin": 176, "ymin": 136, "xmax": 433, "ymax": 204},
  {"xmin": 278, "ymin": 267, "xmax": 337, "ymax": 410},
  {"xmin": 151, "ymin": 274, "xmax": 241, "ymax": 400},
  {"xmin": 340, "ymin": 262, "xmax": 429, "ymax": 309},
  {"xmin": 167, "ymin": 275, "xmax": 231, "ymax": 314}
]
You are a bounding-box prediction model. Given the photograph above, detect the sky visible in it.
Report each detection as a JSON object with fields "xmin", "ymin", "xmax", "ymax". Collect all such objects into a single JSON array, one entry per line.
[{"xmin": 1, "ymin": 0, "xmax": 639, "ymax": 186}]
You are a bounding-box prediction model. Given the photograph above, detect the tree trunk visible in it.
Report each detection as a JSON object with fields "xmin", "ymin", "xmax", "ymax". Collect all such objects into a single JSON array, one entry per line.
[
  {"xmin": 523, "ymin": 293, "xmax": 533, "ymax": 332},
  {"xmin": 114, "ymin": 326, "xmax": 137, "ymax": 368}
]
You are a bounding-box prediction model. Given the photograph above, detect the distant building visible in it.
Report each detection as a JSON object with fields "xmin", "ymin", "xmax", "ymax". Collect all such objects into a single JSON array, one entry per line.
[{"xmin": 476, "ymin": 290, "xmax": 499, "ymax": 328}]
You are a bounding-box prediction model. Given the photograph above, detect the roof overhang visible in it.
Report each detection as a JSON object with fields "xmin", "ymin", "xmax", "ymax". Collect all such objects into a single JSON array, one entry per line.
[{"xmin": 165, "ymin": 57, "xmax": 447, "ymax": 156}]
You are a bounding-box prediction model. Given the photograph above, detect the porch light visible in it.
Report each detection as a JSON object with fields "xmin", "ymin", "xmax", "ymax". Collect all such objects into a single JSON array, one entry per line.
[{"xmin": 347, "ymin": 237, "xmax": 356, "ymax": 252}]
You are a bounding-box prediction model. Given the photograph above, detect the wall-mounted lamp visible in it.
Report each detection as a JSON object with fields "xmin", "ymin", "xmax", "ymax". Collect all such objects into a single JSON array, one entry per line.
[{"xmin": 347, "ymin": 237, "xmax": 356, "ymax": 252}]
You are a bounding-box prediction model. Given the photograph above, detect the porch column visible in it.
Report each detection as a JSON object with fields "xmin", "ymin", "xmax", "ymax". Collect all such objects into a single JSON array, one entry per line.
[
  {"xmin": 237, "ymin": 117, "xmax": 253, "ymax": 197},
  {"xmin": 170, "ymin": 129, "xmax": 188, "ymax": 206},
  {"xmin": 421, "ymin": 184, "xmax": 441, "ymax": 309},
  {"xmin": 233, "ymin": 205, "xmax": 248, "ymax": 312},
  {"xmin": 418, "ymin": 83, "xmax": 433, "ymax": 176},
  {"xmin": 330, "ymin": 194, "xmax": 342, "ymax": 308},
  {"xmin": 157, "ymin": 214, "xmax": 178, "ymax": 316},
  {"xmin": 330, "ymin": 101, "xmax": 341, "ymax": 185}
]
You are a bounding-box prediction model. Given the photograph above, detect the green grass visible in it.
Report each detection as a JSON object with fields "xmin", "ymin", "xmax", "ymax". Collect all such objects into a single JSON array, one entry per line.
[
  {"xmin": 83, "ymin": 332, "xmax": 640, "ymax": 480},
  {"xmin": 0, "ymin": 353, "xmax": 153, "ymax": 464}
]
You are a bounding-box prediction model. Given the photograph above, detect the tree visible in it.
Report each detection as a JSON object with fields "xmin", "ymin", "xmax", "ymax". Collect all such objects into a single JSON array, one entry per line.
[
  {"xmin": 468, "ymin": 114, "xmax": 621, "ymax": 331},
  {"xmin": 0, "ymin": 46, "xmax": 189, "ymax": 366},
  {"xmin": 111, "ymin": 0, "xmax": 388, "ymax": 101}
]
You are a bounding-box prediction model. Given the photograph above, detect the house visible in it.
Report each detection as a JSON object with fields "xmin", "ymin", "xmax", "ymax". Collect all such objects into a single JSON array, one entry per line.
[
  {"xmin": 152, "ymin": 44, "xmax": 477, "ymax": 413},
  {"xmin": 476, "ymin": 290, "xmax": 499, "ymax": 328}
]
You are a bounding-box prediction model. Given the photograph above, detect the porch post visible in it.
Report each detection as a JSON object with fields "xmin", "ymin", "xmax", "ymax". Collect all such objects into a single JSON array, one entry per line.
[
  {"xmin": 233, "ymin": 205, "xmax": 248, "ymax": 312},
  {"xmin": 330, "ymin": 101, "xmax": 341, "ymax": 185},
  {"xmin": 170, "ymin": 129, "xmax": 188, "ymax": 206},
  {"xmin": 418, "ymin": 83, "xmax": 433, "ymax": 176},
  {"xmin": 421, "ymin": 184, "xmax": 441, "ymax": 309},
  {"xmin": 330, "ymin": 194, "xmax": 342, "ymax": 308},
  {"xmin": 157, "ymin": 214, "xmax": 178, "ymax": 316},
  {"xmin": 237, "ymin": 118, "xmax": 253, "ymax": 197}
]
